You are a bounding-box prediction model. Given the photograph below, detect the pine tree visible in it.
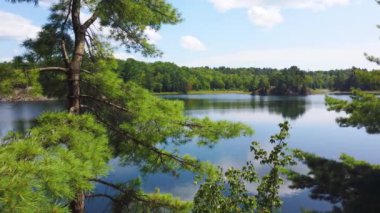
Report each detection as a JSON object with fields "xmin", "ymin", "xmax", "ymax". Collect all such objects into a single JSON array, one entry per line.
[{"xmin": 2, "ymin": 1, "xmax": 253, "ymax": 212}]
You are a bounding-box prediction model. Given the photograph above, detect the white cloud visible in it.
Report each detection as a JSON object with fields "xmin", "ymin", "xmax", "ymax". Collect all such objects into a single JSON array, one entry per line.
[
  {"xmin": 38, "ymin": 0, "xmax": 57, "ymax": 8},
  {"xmin": 247, "ymin": 6, "xmax": 283, "ymax": 28},
  {"xmin": 209, "ymin": 0, "xmax": 351, "ymax": 27},
  {"xmin": 180, "ymin": 35, "xmax": 206, "ymax": 51},
  {"xmin": 289, "ymin": 0, "xmax": 350, "ymax": 10},
  {"xmin": 0, "ymin": 57, "xmax": 12, "ymax": 62},
  {"xmin": 209, "ymin": 0, "xmax": 248, "ymax": 11},
  {"xmin": 181, "ymin": 43, "xmax": 380, "ymax": 70},
  {"xmin": 0, "ymin": 11, "xmax": 40, "ymax": 41},
  {"xmin": 113, "ymin": 51, "xmax": 136, "ymax": 60},
  {"xmin": 144, "ymin": 27, "xmax": 162, "ymax": 44}
]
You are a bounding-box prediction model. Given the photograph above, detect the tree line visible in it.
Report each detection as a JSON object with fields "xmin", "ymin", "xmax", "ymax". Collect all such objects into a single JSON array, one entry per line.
[
  {"xmin": 118, "ymin": 59, "xmax": 380, "ymax": 94},
  {"xmin": 2, "ymin": 59, "xmax": 380, "ymax": 100}
]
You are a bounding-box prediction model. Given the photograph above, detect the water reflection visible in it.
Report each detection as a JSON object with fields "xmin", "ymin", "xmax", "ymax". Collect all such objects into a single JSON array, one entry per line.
[
  {"xmin": 1, "ymin": 95, "xmax": 380, "ymax": 213},
  {"xmin": 163, "ymin": 94, "xmax": 310, "ymax": 120},
  {"xmin": 0, "ymin": 101, "xmax": 64, "ymax": 137},
  {"xmin": 288, "ymin": 151, "xmax": 380, "ymax": 213}
]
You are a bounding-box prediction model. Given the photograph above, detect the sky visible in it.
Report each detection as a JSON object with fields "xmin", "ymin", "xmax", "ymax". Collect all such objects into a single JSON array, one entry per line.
[{"xmin": 0, "ymin": 0, "xmax": 380, "ymax": 70}]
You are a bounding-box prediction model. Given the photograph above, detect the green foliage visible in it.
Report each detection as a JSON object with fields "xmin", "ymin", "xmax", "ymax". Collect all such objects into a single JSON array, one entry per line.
[
  {"xmin": 11, "ymin": 0, "xmax": 181, "ymax": 59},
  {"xmin": 5, "ymin": 0, "xmax": 256, "ymax": 212},
  {"xmin": 288, "ymin": 150, "xmax": 380, "ymax": 213},
  {"xmin": 325, "ymin": 90, "xmax": 380, "ymax": 134},
  {"xmin": 93, "ymin": 0, "xmax": 181, "ymax": 57},
  {"xmin": 0, "ymin": 63, "xmax": 42, "ymax": 99},
  {"xmin": 269, "ymin": 66, "xmax": 309, "ymax": 95},
  {"xmin": 253, "ymin": 121, "xmax": 296, "ymax": 212},
  {"xmin": 187, "ymin": 117, "xmax": 254, "ymax": 147},
  {"xmin": 21, "ymin": 2, "xmax": 73, "ymax": 65},
  {"xmin": 193, "ymin": 121, "xmax": 295, "ymax": 213},
  {"xmin": 0, "ymin": 112, "xmax": 111, "ymax": 212},
  {"xmin": 111, "ymin": 183, "xmax": 193, "ymax": 213},
  {"xmin": 117, "ymin": 59, "xmax": 380, "ymax": 95},
  {"xmin": 193, "ymin": 167, "xmax": 257, "ymax": 213},
  {"xmin": 81, "ymin": 60, "xmax": 254, "ymax": 177}
]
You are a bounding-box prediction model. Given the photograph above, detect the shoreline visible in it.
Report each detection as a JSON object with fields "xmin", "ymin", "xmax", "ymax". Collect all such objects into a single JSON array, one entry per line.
[
  {"xmin": 155, "ymin": 89, "xmax": 380, "ymax": 96},
  {"xmin": 0, "ymin": 96, "xmax": 59, "ymax": 103},
  {"xmin": 154, "ymin": 90, "xmax": 251, "ymax": 95},
  {"xmin": 2, "ymin": 89, "xmax": 378, "ymax": 103}
]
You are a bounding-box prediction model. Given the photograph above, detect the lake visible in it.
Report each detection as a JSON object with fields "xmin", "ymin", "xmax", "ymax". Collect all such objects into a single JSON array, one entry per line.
[{"xmin": 1, "ymin": 94, "xmax": 379, "ymax": 212}]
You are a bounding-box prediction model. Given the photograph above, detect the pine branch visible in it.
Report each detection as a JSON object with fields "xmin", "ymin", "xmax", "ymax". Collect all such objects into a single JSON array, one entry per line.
[
  {"xmin": 88, "ymin": 179, "xmax": 188, "ymax": 208},
  {"xmin": 84, "ymin": 37, "xmax": 96, "ymax": 63},
  {"xmin": 80, "ymin": 94, "xmax": 131, "ymax": 113},
  {"xmin": 82, "ymin": 105, "xmax": 199, "ymax": 170}
]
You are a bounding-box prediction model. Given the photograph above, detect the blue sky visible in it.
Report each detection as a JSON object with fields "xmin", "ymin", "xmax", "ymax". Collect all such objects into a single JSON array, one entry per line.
[{"xmin": 1, "ymin": 0, "xmax": 380, "ymax": 70}]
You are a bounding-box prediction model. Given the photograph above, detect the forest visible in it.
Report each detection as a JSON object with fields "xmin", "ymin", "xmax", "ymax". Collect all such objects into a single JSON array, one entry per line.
[
  {"xmin": 1, "ymin": 0, "xmax": 380, "ymax": 213},
  {"xmin": 118, "ymin": 60, "xmax": 380, "ymax": 94},
  {"xmin": 1, "ymin": 59, "xmax": 380, "ymax": 100}
]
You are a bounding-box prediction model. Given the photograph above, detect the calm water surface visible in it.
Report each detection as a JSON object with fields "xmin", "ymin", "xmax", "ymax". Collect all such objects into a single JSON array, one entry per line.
[{"xmin": 1, "ymin": 94, "xmax": 379, "ymax": 212}]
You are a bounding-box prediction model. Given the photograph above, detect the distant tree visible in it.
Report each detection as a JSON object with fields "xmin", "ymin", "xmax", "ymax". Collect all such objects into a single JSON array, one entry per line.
[{"xmin": 257, "ymin": 76, "xmax": 270, "ymax": 95}]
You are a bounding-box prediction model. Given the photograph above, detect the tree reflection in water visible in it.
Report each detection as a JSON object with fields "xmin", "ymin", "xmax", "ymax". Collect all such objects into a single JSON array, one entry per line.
[
  {"xmin": 288, "ymin": 150, "xmax": 380, "ymax": 213},
  {"xmin": 288, "ymin": 92, "xmax": 380, "ymax": 213},
  {"xmin": 173, "ymin": 95, "xmax": 309, "ymax": 120}
]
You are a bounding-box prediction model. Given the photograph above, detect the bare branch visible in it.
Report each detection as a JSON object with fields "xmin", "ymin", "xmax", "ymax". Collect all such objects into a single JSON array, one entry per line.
[
  {"xmin": 61, "ymin": 0, "xmax": 73, "ymax": 33},
  {"xmin": 84, "ymin": 37, "xmax": 96, "ymax": 63},
  {"xmin": 61, "ymin": 39, "xmax": 70, "ymax": 66},
  {"xmin": 81, "ymin": 69, "xmax": 93, "ymax": 75},
  {"xmin": 89, "ymin": 178, "xmax": 145, "ymax": 202},
  {"xmin": 37, "ymin": 67, "xmax": 68, "ymax": 73},
  {"xmin": 86, "ymin": 193, "xmax": 121, "ymax": 204},
  {"xmin": 82, "ymin": 0, "xmax": 107, "ymax": 29},
  {"xmin": 82, "ymin": 11, "xmax": 99, "ymax": 30},
  {"xmin": 60, "ymin": 0, "xmax": 72, "ymax": 67}
]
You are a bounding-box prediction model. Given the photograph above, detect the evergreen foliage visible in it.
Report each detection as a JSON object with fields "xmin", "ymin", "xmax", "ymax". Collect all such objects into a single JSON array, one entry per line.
[
  {"xmin": 80, "ymin": 59, "xmax": 253, "ymax": 176},
  {"xmin": 0, "ymin": 112, "xmax": 111, "ymax": 212},
  {"xmin": 326, "ymin": 90, "xmax": 380, "ymax": 134}
]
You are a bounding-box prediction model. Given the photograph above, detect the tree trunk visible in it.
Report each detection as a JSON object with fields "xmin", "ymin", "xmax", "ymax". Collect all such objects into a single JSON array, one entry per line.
[
  {"xmin": 67, "ymin": 44, "xmax": 85, "ymax": 212},
  {"xmin": 70, "ymin": 192, "xmax": 85, "ymax": 213},
  {"xmin": 68, "ymin": 0, "xmax": 86, "ymax": 211},
  {"xmin": 68, "ymin": 58, "xmax": 82, "ymax": 114},
  {"xmin": 67, "ymin": 0, "xmax": 85, "ymax": 114},
  {"xmin": 68, "ymin": 34, "xmax": 86, "ymax": 213}
]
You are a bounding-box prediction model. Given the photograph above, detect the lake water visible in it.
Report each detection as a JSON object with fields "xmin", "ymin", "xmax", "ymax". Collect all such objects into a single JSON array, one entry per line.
[{"xmin": 1, "ymin": 94, "xmax": 379, "ymax": 212}]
